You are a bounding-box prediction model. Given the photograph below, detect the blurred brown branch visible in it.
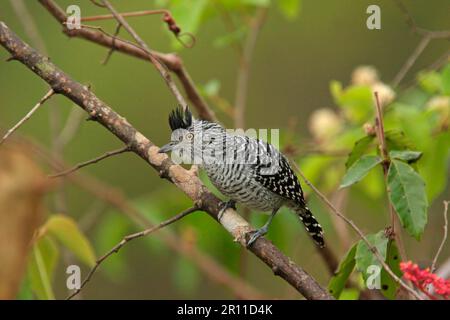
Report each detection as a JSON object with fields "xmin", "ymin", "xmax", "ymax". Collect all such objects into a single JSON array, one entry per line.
[
  {"xmin": 38, "ymin": 0, "xmax": 217, "ymax": 122},
  {"xmin": 431, "ymin": 200, "xmax": 449, "ymax": 273},
  {"xmin": 0, "ymin": 21, "xmax": 332, "ymax": 300},
  {"xmin": 392, "ymin": 0, "xmax": 450, "ymax": 86}
]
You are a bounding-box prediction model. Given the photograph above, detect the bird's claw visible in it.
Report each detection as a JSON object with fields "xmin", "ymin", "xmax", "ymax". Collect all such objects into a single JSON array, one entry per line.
[
  {"xmin": 218, "ymin": 199, "xmax": 236, "ymax": 221},
  {"xmin": 245, "ymin": 227, "xmax": 268, "ymax": 248}
]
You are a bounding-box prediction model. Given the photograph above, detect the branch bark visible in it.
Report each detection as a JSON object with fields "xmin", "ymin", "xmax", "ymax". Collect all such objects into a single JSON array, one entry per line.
[{"xmin": 0, "ymin": 21, "xmax": 333, "ymax": 300}]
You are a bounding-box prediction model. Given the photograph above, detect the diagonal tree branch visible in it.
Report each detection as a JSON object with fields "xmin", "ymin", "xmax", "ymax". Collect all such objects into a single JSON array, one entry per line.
[
  {"xmin": 0, "ymin": 21, "xmax": 332, "ymax": 300},
  {"xmin": 16, "ymin": 134, "xmax": 268, "ymax": 299},
  {"xmin": 38, "ymin": 0, "xmax": 217, "ymax": 122}
]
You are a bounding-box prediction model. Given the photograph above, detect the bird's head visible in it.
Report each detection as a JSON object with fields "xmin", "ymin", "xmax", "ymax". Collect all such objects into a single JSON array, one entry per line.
[
  {"xmin": 159, "ymin": 107, "xmax": 225, "ymax": 165},
  {"xmin": 158, "ymin": 107, "xmax": 194, "ymax": 155}
]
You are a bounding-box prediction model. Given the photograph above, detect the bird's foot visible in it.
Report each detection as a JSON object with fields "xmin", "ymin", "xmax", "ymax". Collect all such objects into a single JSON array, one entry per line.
[
  {"xmin": 218, "ymin": 199, "xmax": 237, "ymax": 221},
  {"xmin": 245, "ymin": 226, "xmax": 268, "ymax": 248}
]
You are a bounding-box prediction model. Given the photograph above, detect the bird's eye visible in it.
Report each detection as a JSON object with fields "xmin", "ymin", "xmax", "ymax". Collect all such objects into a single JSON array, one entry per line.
[{"xmin": 185, "ymin": 132, "xmax": 194, "ymax": 141}]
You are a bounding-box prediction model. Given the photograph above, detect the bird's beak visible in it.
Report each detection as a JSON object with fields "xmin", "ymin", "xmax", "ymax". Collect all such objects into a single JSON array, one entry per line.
[{"xmin": 158, "ymin": 141, "xmax": 177, "ymax": 153}]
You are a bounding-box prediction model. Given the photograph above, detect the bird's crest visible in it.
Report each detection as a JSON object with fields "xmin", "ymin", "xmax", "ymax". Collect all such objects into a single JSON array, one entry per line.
[{"xmin": 168, "ymin": 107, "xmax": 192, "ymax": 131}]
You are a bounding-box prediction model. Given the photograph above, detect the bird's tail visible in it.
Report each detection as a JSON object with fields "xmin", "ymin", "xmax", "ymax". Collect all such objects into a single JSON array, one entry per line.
[{"xmin": 294, "ymin": 205, "xmax": 325, "ymax": 248}]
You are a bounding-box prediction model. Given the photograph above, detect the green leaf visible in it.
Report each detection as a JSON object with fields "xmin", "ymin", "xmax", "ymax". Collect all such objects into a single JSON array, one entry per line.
[
  {"xmin": 355, "ymin": 231, "xmax": 389, "ymax": 282},
  {"xmin": 172, "ymin": 256, "xmax": 200, "ymax": 295},
  {"xmin": 213, "ymin": 27, "xmax": 246, "ymax": 49},
  {"xmin": 28, "ymin": 236, "xmax": 59, "ymax": 300},
  {"xmin": 339, "ymin": 288, "xmax": 359, "ymax": 300},
  {"xmin": 16, "ymin": 273, "xmax": 34, "ymax": 300},
  {"xmin": 421, "ymin": 131, "xmax": 450, "ymax": 201},
  {"xmin": 387, "ymin": 160, "xmax": 428, "ymax": 240},
  {"xmin": 389, "ymin": 150, "xmax": 422, "ymax": 163},
  {"xmin": 277, "ymin": 0, "xmax": 301, "ymax": 20},
  {"xmin": 345, "ymin": 135, "xmax": 375, "ymax": 168},
  {"xmin": 441, "ymin": 63, "xmax": 450, "ymax": 95},
  {"xmin": 44, "ymin": 214, "xmax": 96, "ymax": 267},
  {"xmin": 201, "ymin": 79, "xmax": 221, "ymax": 97},
  {"xmin": 95, "ymin": 212, "xmax": 133, "ymax": 280},
  {"xmin": 328, "ymin": 244, "xmax": 357, "ymax": 298},
  {"xmin": 338, "ymin": 85, "xmax": 374, "ymax": 124},
  {"xmin": 241, "ymin": 0, "xmax": 271, "ymax": 6},
  {"xmin": 330, "ymin": 80, "xmax": 343, "ymax": 103},
  {"xmin": 169, "ymin": 0, "xmax": 208, "ymax": 35},
  {"xmin": 385, "ymin": 129, "xmax": 415, "ymax": 151},
  {"xmin": 380, "ymin": 241, "xmax": 402, "ymax": 299},
  {"xmin": 417, "ymin": 70, "xmax": 442, "ymax": 94},
  {"xmin": 340, "ymin": 155, "xmax": 382, "ymax": 188}
]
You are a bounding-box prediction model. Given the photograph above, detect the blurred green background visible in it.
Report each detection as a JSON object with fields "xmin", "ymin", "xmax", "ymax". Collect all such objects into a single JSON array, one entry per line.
[{"xmin": 0, "ymin": 0, "xmax": 449, "ymax": 299}]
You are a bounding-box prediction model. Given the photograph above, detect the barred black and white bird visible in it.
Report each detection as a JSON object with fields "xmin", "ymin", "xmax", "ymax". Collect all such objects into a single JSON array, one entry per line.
[{"xmin": 159, "ymin": 107, "xmax": 325, "ymax": 247}]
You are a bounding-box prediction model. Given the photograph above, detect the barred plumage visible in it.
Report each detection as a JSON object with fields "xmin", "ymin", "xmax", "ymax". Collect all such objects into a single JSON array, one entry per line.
[{"xmin": 159, "ymin": 107, "xmax": 324, "ymax": 247}]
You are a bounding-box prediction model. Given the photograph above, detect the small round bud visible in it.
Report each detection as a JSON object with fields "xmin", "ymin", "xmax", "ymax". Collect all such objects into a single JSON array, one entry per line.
[
  {"xmin": 309, "ymin": 108, "xmax": 342, "ymax": 142},
  {"xmin": 351, "ymin": 65, "xmax": 379, "ymax": 86},
  {"xmin": 372, "ymin": 82, "xmax": 396, "ymax": 108},
  {"xmin": 363, "ymin": 122, "xmax": 376, "ymax": 136},
  {"xmin": 426, "ymin": 95, "xmax": 450, "ymax": 112}
]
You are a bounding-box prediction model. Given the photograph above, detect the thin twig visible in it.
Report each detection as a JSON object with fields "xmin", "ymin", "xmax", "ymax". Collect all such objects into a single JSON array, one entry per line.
[
  {"xmin": 54, "ymin": 107, "xmax": 85, "ymax": 149},
  {"xmin": 234, "ymin": 8, "xmax": 267, "ymax": 129},
  {"xmin": 101, "ymin": 23, "xmax": 121, "ymax": 65},
  {"xmin": 101, "ymin": 0, "xmax": 187, "ymax": 109},
  {"xmin": 67, "ymin": 206, "xmax": 199, "ymax": 300},
  {"xmin": 290, "ymin": 161, "xmax": 423, "ymax": 300},
  {"xmin": 393, "ymin": 35, "xmax": 431, "ymax": 87},
  {"xmin": 431, "ymin": 201, "xmax": 449, "ymax": 273},
  {"xmin": 0, "ymin": 89, "xmax": 54, "ymax": 146},
  {"xmin": 374, "ymin": 92, "xmax": 408, "ymax": 264},
  {"xmin": 49, "ymin": 145, "xmax": 131, "ymax": 178},
  {"xmin": 81, "ymin": 10, "xmax": 170, "ymax": 22},
  {"xmin": 392, "ymin": 0, "xmax": 450, "ymax": 87}
]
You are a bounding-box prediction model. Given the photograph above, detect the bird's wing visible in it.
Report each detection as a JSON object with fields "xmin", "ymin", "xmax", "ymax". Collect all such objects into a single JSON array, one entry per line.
[{"xmin": 251, "ymin": 140, "xmax": 306, "ymax": 206}]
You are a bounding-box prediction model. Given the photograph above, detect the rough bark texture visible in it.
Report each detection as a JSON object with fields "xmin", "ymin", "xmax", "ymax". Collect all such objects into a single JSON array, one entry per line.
[{"xmin": 0, "ymin": 21, "xmax": 333, "ymax": 300}]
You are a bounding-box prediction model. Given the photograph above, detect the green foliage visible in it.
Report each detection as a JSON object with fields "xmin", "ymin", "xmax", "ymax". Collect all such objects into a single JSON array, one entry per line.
[
  {"xmin": 384, "ymin": 129, "xmax": 416, "ymax": 151},
  {"xmin": 331, "ymin": 81, "xmax": 374, "ymax": 124},
  {"xmin": 340, "ymin": 155, "xmax": 382, "ymax": 188},
  {"xmin": 389, "ymin": 150, "xmax": 422, "ymax": 163},
  {"xmin": 16, "ymin": 274, "xmax": 34, "ymax": 300},
  {"xmin": 44, "ymin": 214, "xmax": 96, "ymax": 267},
  {"xmin": 213, "ymin": 27, "xmax": 247, "ymax": 48},
  {"xmin": 172, "ymin": 256, "xmax": 201, "ymax": 295},
  {"xmin": 418, "ymin": 71, "xmax": 442, "ymax": 94},
  {"xmin": 339, "ymin": 288, "xmax": 359, "ymax": 300},
  {"xmin": 380, "ymin": 241, "xmax": 402, "ymax": 299},
  {"xmin": 345, "ymin": 135, "xmax": 375, "ymax": 168},
  {"xmin": 387, "ymin": 160, "xmax": 428, "ymax": 240},
  {"xmin": 420, "ymin": 131, "xmax": 450, "ymax": 201},
  {"xmin": 168, "ymin": 0, "xmax": 208, "ymax": 35},
  {"xmin": 355, "ymin": 231, "xmax": 388, "ymax": 282},
  {"xmin": 94, "ymin": 213, "xmax": 134, "ymax": 280},
  {"xmin": 328, "ymin": 244, "xmax": 356, "ymax": 299},
  {"xmin": 277, "ymin": 0, "xmax": 302, "ymax": 20},
  {"xmin": 441, "ymin": 64, "xmax": 450, "ymax": 95},
  {"xmin": 27, "ymin": 236, "xmax": 59, "ymax": 300}
]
